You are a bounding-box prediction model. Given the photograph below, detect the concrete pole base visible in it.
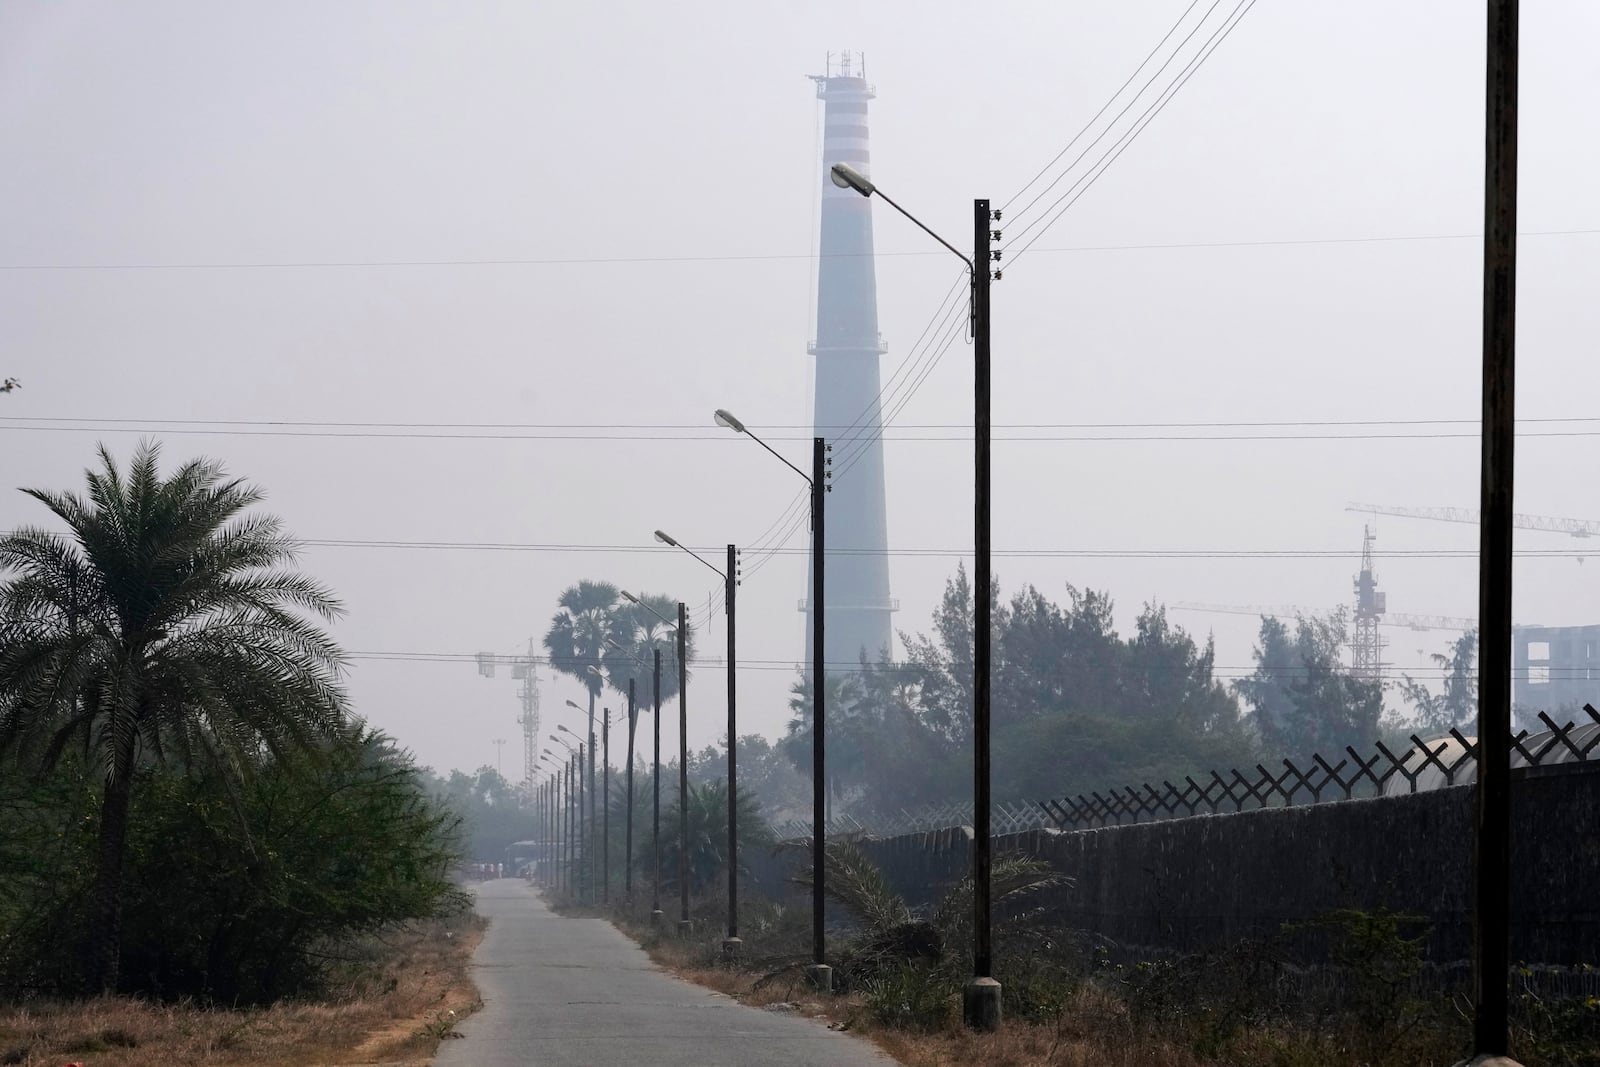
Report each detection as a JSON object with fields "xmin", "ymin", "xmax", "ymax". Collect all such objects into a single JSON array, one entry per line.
[
  {"xmin": 677, "ymin": 919, "xmax": 693, "ymax": 939},
  {"xmin": 720, "ymin": 936, "xmax": 743, "ymax": 962},
  {"xmin": 805, "ymin": 964, "xmax": 833, "ymax": 992},
  {"xmin": 650, "ymin": 909, "xmax": 664, "ymax": 926},
  {"xmin": 962, "ymin": 976, "xmax": 1002, "ymax": 1032}
]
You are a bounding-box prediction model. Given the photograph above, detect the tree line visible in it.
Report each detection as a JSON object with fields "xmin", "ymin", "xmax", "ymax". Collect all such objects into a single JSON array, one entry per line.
[{"xmin": 545, "ymin": 566, "xmax": 1480, "ymax": 824}]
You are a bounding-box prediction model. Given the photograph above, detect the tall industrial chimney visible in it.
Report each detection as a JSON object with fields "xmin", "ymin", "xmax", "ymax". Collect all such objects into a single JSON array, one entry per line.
[{"xmin": 805, "ymin": 52, "xmax": 896, "ymax": 668}]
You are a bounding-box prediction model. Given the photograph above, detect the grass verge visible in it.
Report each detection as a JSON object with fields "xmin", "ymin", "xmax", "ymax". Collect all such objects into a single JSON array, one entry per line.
[
  {"xmin": 606, "ymin": 911, "xmax": 1227, "ymax": 1067},
  {"xmin": 0, "ymin": 910, "xmax": 484, "ymax": 1067}
]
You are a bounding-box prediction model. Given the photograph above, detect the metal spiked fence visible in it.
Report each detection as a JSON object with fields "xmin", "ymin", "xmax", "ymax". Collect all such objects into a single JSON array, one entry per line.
[{"xmin": 772, "ymin": 704, "xmax": 1599, "ymax": 839}]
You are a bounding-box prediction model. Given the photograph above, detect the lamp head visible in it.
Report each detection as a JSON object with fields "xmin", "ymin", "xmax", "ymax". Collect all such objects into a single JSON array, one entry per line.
[
  {"xmin": 586, "ymin": 664, "xmax": 603, "ymax": 677},
  {"xmin": 564, "ymin": 699, "xmax": 582, "ymax": 710},
  {"xmin": 713, "ymin": 408, "xmax": 746, "ymax": 434},
  {"xmin": 830, "ymin": 162, "xmax": 875, "ymax": 197},
  {"xmin": 620, "ymin": 590, "xmax": 640, "ymax": 605},
  {"xmin": 558, "ymin": 724, "xmax": 575, "ymax": 735},
  {"xmin": 654, "ymin": 529, "xmax": 679, "ymax": 548}
]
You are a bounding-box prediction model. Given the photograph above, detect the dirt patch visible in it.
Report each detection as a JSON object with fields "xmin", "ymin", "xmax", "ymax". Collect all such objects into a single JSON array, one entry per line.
[{"xmin": 0, "ymin": 912, "xmax": 484, "ymax": 1067}]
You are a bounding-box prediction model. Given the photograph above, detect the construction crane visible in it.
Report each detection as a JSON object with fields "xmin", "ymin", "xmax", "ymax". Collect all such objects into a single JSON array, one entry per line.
[
  {"xmin": 1350, "ymin": 525, "xmax": 1386, "ymax": 681},
  {"xmin": 1173, "ymin": 602, "xmax": 1475, "ymax": 633},
  {"xmin": 472, "ymin": 641, "xmax": 726, "ymax": 795},
  {"xmin": 1347, "ymin": 502, "xmax": 1600, "ymax": 538},
  {"xmin": 476, "ymin": 640, "xmax": 540, "ymax": 796}
]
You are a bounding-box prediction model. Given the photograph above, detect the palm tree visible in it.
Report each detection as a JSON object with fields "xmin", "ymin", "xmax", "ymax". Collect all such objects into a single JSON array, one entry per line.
[
  {"xmin": 607, "ymin": 591, "xmax": 693, "ymax": 706},
  {"xmin": 0, "ymin": 442, "xmax": 347, "ymax": 992},
  {"xmin": 658, "ymin": 778, "xmax": 774, "ymax": 894},
  {"xmin": 791, "ymin": 840, "xmax": 1067, "ymax": 977},
  {"xmin": 543, "ymin": 580, "xmax": 624, "ymax": 770}
]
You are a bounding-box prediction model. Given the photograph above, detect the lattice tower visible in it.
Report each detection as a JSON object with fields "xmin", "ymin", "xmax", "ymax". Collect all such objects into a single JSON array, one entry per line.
[{"xmin": 1351, "ymin": 525, "xmax": 1387, "ymax": 680}]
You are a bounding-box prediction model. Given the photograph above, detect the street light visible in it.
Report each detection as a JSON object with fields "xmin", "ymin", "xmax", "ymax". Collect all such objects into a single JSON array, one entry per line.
[
  {"xmin": 548, "ymin": 738, "xmax": 583, "ymax": 900},
  {"xmin": 558, "ymin": 719, "xmax": 596, "ymax": 895},
  {"xmin": 716, "ymin": 407, "xmax": 830, "ymax": 991},
  {"xmin": 560, "ymin": 739, "xmax": 592, "ymax": 908},
  {"xmin": 640, "ymin": 559, "xmax": 697, "ymax": 941},
  {"xmin": 594, "ymin": 707, "xmax": 622, "ymax": 901},
  {"xmin": 622, "ymin": 589, "xmax": 677, "ymax": 629},
  {"xmin": 833, "ymin": 161, "xmax": 1000, "ymax": 1031},
  {"xmin": 563, "ymin": 672, "xmax": 600, "ymax": 907},
  {"xmin": 610, "ymin": 628, "xmax": 667, "ymax": 925},
  {"xmin": 532, "ymin": 762, "xmax": 550, "ymax": 887},
  {"xmin": 539, "ymin": 752, "xmax": 566, "ymax": 894},
  {"xmin": 656, "ymin": 530, "xmax": 742, "ymax": 956},
  {"xmin": 596, "ymin": 660, "xmax": 641, "ymax": 901}
]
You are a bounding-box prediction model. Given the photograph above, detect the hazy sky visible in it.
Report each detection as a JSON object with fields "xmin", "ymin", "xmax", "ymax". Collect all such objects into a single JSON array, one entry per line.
[{"xmin": 4, "ymin": 1, "xmax": 1598, "ymax": 781}]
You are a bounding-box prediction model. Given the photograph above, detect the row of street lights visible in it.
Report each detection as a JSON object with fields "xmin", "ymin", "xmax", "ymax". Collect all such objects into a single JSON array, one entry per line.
[
  {"xmin": 530, "ymin": 163, "xmax": 1002, "ymax": 1026},
  {"xmin": 630, "ymin": 165, "xmax": 999, "ymax": 1020},
  {"xmin": 656, "ymin": 412, "xmax": 831, "ymax": 978}
]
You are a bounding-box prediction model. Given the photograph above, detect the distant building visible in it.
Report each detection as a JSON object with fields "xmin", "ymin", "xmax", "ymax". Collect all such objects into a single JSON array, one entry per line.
[{"xmin": 1513, "ymin": 623, "xmax": 1600, "ymax": 716}]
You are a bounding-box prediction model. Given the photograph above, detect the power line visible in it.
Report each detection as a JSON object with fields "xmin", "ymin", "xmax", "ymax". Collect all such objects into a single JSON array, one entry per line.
[
  {"xmin": 344, "ymin": 650, "xmax": 1504, "ymax": 681},
  {"xmin": 6, "ymin": 422, "xmax": 1600, "ymax": 443},
  {"xmin": 1002, "ymin": 0, "xmax": 1207, "ymax": 213},
  {"xmin": 1005, "ymin": 0, "xmax": 1230, "ymax": 229},
  {"xmin": 274, "ymin": 539, "xmax": 1597, "ymax": 560},
  {"xmin": 825, "ymin": 270, "xmax": 970, "ymax": 455},
  {"xmin": 18, "ymin": 528, "xmax": 1577, "ymax": 561},
  {"xmin": 2, "ymin": 229, "xmax": 1594, "ymax": 274},
  {"xmin": 833, "ymin": 293, "xmax": 971, "ymax": 479},
  {"xmin": 1008, "ymin": 0, "xmax": 1261, "ymax": 264},
  {"xmin": 5, "ymin": 414, "xmax": 1598, "ymax": 431}
]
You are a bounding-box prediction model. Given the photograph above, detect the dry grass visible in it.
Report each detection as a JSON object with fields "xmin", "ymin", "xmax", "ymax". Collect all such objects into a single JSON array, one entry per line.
[
  {"xmin": 0, "ymin": 912, "xmax": 484, "ymax": 1067},
  {"xmin": 611, "ymin": 920, "xmax": 1464, "ymax": 1067}
]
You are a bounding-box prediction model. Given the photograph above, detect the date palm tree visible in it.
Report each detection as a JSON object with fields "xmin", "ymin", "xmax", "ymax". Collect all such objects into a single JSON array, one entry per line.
[{"xmin": 0, "ymin": 442, "xmax": 347, "ymax": 992}]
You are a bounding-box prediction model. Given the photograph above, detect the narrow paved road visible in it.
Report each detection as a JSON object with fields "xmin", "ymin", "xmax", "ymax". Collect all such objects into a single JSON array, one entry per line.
[{"xmin": 433, "ymin": 879, "xmax": 895, "ymax": 1067}]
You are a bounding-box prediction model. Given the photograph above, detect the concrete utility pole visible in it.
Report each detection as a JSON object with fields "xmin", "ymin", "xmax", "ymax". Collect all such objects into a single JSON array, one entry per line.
[
  {"xmin": 651, "ymin": 647, "xmax": 663, "ymax": 923},
  {"xmin": 626, "ymin": 678, "xmax": 637, "ymax": 897},
  {"xmin": 827, "ymin": 158, "xmax": 999, "ymax": 1031},
  {"xmin": 677, "ymin": 601, "xmax": 691, "ymax": 938},
  {"xmin": 602, "ymin": 708, "xmax": 611, "ymax": 902},
  {"xmin": 1474, "ymin": 0, "xmax": 1519, "ymax": 1057},
  {"xmin": 967, "ymin": 197, "xmax": 1000, "ymax": 1033},
  {"xmin": 724, "ymin": 544, "xmax": 740, "ymax": 956},
  {"xmin": 807, "ymin": 436, "xmax": 829, "ymax": 991}
]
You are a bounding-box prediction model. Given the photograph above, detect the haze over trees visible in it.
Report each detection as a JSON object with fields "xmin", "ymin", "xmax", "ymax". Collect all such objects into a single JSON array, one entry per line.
[
  {"xmin": 1400, "ymin": 630, "xmax": 1479, "ymax": 735},
  {"xmin": 1233, "ymin": 612, "xmax": 1385, "ymax": 758},
  {"xmin": 779, "ymin": 566, "xmax": 1259, "ymax": 815},
  {"xmin": 552, "ymin": 566, "xmax": 1443, "ymax": 824}
]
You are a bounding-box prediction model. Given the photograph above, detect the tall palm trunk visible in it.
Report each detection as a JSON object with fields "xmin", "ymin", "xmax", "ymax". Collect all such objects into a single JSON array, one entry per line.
[{"xmin": 90, "ymin": 759, "xmax": 134, "ymax": 994}]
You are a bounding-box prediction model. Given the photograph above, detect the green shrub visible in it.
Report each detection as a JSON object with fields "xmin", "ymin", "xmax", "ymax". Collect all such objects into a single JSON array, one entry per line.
[
  {"xmin": 0, "ymin": 726, "xmax": 465, "ymax": 1002},
  {"xmin": 860, "ymin": 962, "xmax": 955, "ymax": 1031}
]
